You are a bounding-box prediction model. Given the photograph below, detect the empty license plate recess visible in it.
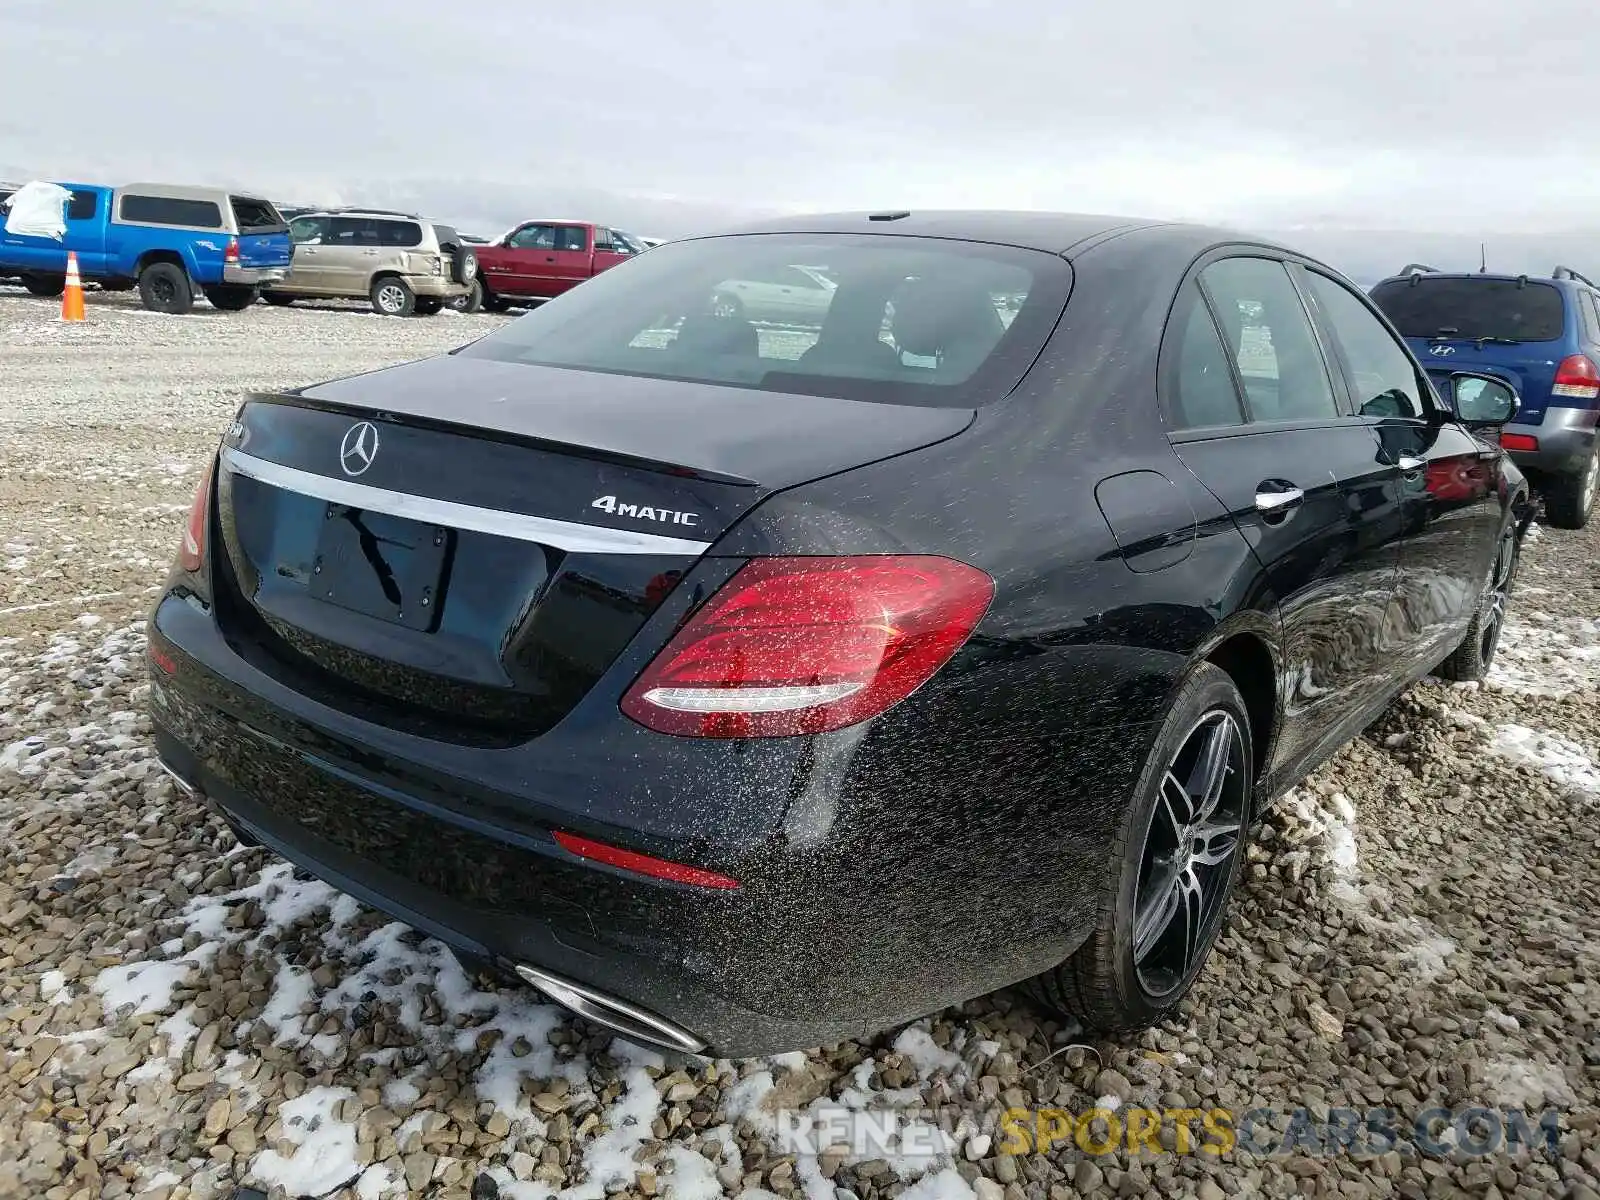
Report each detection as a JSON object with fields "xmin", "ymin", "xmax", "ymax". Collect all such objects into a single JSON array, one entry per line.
[{"xmin": 311, "ymin": 505, "xmax": 451, "ymax": 631}]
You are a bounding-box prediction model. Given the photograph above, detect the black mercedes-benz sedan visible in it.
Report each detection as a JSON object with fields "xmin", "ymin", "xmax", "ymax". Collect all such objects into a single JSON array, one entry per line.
[{"xmin": 148, "ymin": 211, "xmax": 1530, "ymax": 1057}]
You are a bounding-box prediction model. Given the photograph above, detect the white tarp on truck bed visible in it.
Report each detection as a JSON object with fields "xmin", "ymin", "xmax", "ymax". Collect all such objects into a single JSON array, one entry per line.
[{"xmin": 2, "ymin": 180, "xmax": 71, "ymax": 240}]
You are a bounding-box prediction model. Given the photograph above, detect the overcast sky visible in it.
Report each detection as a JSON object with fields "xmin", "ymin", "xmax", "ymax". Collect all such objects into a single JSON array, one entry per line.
[{"xmin": 6, "ymin": 0, "xmax": 1599, "ymax": 259}]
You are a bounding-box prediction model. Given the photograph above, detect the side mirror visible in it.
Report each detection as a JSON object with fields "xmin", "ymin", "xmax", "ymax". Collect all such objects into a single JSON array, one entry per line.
[{"xmin": 1448, "ymin": 371, "xmax": 1520, "ymax": 429}]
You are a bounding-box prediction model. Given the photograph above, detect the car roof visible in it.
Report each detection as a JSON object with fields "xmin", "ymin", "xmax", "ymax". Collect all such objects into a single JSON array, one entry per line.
[
  {"xmin": 300, "ymin": 209, "xmax": 432, "ymax": 221},
  {"xmin": 118, "ymin": 182, "xmax": 269, "ymax": 202},
  {"xmin": 707, "ymin": 210, "xmax": 1274, "ymax": 257}
]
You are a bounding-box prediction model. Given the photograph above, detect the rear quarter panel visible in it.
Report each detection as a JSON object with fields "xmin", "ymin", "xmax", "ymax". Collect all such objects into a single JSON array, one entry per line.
[
  {"xmin": 708, "ymin": 234, "xmax": 1276, "ymax": 996},
  {"xmin": 105, "ymin": 221, "xmax": 211, "ymax": 280}
]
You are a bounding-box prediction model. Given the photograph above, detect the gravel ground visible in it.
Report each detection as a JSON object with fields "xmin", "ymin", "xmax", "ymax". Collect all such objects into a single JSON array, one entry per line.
[{"xmin": 1, "ymin": 286, "xmax": 1597, "ymax": 1200}]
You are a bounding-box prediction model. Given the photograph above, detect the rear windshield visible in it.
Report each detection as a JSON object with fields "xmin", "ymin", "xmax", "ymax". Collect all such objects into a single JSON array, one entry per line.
[
  {"xmin": 432, "ymin": 224, "xmax": 461, "ymax": 248},
  {"xmin": 1370, "ymin": 277, "xmax": 1565, "ymax": 342},
  {"xmin": 459, "ymin": 233, "xmax": 1070, "ymax": 407},
  {"xmin": 230, "ymin": 195, "xmax": 287, "ymax": 233}
]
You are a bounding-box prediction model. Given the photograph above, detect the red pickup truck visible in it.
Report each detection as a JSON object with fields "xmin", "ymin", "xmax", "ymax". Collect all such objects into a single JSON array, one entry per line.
[{"xmin": 466, "ymin": 220, "xmax": 646, "ymax": 311}]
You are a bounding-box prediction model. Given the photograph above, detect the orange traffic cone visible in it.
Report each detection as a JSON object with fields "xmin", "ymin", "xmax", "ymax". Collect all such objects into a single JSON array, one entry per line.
[{"xmin": 61, "ymin": 251, "xmax": 86, "ymax": 322}]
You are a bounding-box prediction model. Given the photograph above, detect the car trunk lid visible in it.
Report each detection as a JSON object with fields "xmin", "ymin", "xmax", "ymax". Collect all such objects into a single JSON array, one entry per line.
[{"xmin": 211, "ymin": 355, "xmax": 973, "ymax": 742}]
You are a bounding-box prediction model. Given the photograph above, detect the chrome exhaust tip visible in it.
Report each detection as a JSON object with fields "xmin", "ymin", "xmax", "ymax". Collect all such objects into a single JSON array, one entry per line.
[{"xmin": 512, "ymin": 963, "xmax": 706, "ymax": 1055}]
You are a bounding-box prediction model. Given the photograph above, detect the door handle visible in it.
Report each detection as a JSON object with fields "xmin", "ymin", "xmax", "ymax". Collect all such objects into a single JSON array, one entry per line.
[
  {"xmin": 545, "ymin": 256, "xmax": 556, "ymax": 262},
  {"xmin": 1397, "ymin": 455, "xmax": 1425, "ymax": 472},
  {"xmin": 1254, "ymin": 486, "xmax": 1305, "ymax": 514}
]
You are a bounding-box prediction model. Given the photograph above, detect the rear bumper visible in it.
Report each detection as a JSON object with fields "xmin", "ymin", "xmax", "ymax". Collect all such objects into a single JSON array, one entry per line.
[
  {"xmin": 223, "ymin": 265, "xmax": 288, "ymax": 286},
  {"xmin": 147, "ymin": 590, "xmax": 1137, "ymax": 1056},
  {"xmin": 1504, "ymin": 406, "xmax": 1598, "ymax": 477},
  {"xmin": 409, "ymin": 276, "xmax": 469, "ymax": 299}
]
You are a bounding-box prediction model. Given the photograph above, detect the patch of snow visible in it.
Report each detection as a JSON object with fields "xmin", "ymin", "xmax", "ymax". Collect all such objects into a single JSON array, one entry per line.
[
  {"xmin": 38, "ymin": 969, "xmax": 71, "ymax": 1004},
  {"xmin": 93, "ymin": 959, "xmax": 192, "ymax": 1017},
  {"xmin": 1490, "ymin": 723, "xmax": 1600, "ymax": 799},
  {"xmin": 1482, "ymin": 1056, "xmax": 1576, "ymax": 1108},
  {"xmin": 251, "ymin": 1086, "xmax": 363, "ymax": 1197}
]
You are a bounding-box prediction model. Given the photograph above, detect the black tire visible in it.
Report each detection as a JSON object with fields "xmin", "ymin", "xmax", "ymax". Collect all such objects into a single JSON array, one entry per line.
[
  {"xmin": 451, "ymin": 247, "xmax": 478, "ymax": 287},
  {"xmin": 369, "ymin": 275, "xmax": 415, "ymax": 317},
  {"xmin": 97, "ymin": 278, "xmax": 136, "ymax": 293},
  {"xmin": 1437, "ymin": 521, "xmax": 1520, "ymax": 682},
  {"xmin": 202, "ymin": 284, "xmax": 259, "ymax": 312},
  {"xmin": 414, "ymin": 296, "xmax": 444, "ymax": 315},
  {"xmin": 138, "ymin": 262, "xmax": 194, "ymax": 315},
  {"xmin": 21, "ymin": 272, "xmax": 65, "ymax": 297},
  {"xmin": 1542, "ymin": 450, "xmax": 1598, "ymax": 530},
  {"xmin": 450, "ymin": 279, "xmax": 484, "ymax": 314},
  {"xmin": 1026, "ymin": 662, "xmax": 1254, "ymax": 1031},
  {"xmin": 479, "ymin": 280, "xmax": 510, "ymax": 312},
  {"xmin": 262, "ymin": 292, "xmax": 296, "ymax": 307}
]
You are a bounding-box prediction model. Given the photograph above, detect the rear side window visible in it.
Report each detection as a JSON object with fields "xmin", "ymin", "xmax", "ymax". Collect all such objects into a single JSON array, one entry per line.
[
  {"xmin": 230, "ymin": 196, "xmax": 285, "ymax": 232},
  {"xmin": 555, "ymin": 225, "xmax": 589, "ymax": 252},
  {"xmin": 375, "ymin": 220, "xmax": 422, "ymax": 247},
  {"xmin": 67, "ymin": 190, "xmax": 97, "ymax": 220},
  {"xmin": 119, "ymin": 194, "xmax": 224, "ymax": 229},
  {"xmin": 1302, "ymin": 271, "xmax": 1424, "ymax": 419},
  {"xmin": 1167, "ymin": 283, "xmax": 1245, "ymax": 429},
  {"xmin": 460, "ymin": 232, "xmax": 1070, "ymax": 408},
  {"xmin": 1199, "ymin": 257, "xmax": 1339, "ymax": 422},
  {"xmin": 1370, "ymin": 277, "xmax": 1565, "ymax": 342}
]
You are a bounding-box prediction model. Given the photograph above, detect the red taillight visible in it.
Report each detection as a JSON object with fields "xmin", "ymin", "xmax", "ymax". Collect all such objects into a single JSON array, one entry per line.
[
  {"xmin": 149, "ymin": 645, "xmax": 176, "ymax": 675},
  {"xmin": 552, "ymin": 830, "xmax": 740, "ymax": 890},
  {"xmin": 1552, "ymin": 354, "xmax": 1599, "ymax": 400},
  {"xmin": 179, "ymin": 457, "xmax": 215, "ymax": 574},
  {"xmin": 619, "ymin": 555, "xmax": 995, "ymax": 738},
  {"xmin": 1501, "ymin": 432, "xmax": 1539, "ymax": 452},
  {"xmin": 224, "ymin": 238, "xmax": 239, "ymax": 264}
]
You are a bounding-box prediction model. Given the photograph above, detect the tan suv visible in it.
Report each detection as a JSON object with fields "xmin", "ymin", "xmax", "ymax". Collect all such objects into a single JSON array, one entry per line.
[{"xmin": 263, "ymin": 209, "xmax": 478, "ymax": 315}]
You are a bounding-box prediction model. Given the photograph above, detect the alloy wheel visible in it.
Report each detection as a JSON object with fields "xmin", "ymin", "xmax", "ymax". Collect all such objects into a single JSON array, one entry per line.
[
  {"xmin": 1132, "ymin": 710, "xmax": 1248, "ymax": 998},
  {"xmin": 1479, "ymin": 528, "xmax": 1518, "ymax": 666},
  {"xmin": 1584, "ymin": 451, "xmax": 1599, "ymax": 516},
  {"xmin": 378, "ymin": 284, "xmax": 406, "ymax": 314}
]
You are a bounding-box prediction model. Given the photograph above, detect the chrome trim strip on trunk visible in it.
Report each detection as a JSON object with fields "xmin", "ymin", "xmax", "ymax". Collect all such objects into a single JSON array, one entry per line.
[
  {"xmin": 219, "ymin": 447, "xmax": 714, "ymax": 556},
  {"xmin": 511, "ymin": 963, "xmax": 707, "ymax": 1053}
]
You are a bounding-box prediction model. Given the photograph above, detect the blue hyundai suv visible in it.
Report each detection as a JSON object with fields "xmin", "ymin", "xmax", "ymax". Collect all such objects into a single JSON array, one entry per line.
[{"xmin": 1370, "ymin": 264, "xmax": 1600, "ymax": 528}]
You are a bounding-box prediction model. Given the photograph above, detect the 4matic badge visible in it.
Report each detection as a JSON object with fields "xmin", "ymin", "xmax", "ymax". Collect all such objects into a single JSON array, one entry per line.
[{"xmin": 591, "ymin": 495, "xmax": 700, "ymax": 527}]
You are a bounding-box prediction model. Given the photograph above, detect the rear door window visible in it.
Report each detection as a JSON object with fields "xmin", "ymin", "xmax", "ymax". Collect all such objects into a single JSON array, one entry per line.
[
  {"xmin": 326, "ymin": 217, "xmax": 378, "ymax": 246},
  {"xmin": 66, "ymin": 190, "xmax": 98, "ymax": 220},
  {"xmin": 1301, "ymin": 270, "xmax": 1426, "ymax": 419},
  {"xmin": 1369, "ymin": 277, "xmax": 1565, "ymax": 342},
  {"xmin": 1199, "ymin": 257, "xmax": 1340, "ymax": 422},
  {"xmin": 119, "ymin": 194, "xmax": 224, "ymax": 229},
  {"xmin": 555, "ymin": 225, "xmax": 589, "ymax": 252}
]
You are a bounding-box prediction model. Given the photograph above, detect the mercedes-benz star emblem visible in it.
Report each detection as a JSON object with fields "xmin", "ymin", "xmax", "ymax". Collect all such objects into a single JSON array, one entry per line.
[{"xmin": 339, "ymin": 421, "xmax": 379, "ymax": 476}]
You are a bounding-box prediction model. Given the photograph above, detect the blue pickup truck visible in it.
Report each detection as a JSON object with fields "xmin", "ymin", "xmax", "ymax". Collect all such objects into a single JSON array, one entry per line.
[{"xmin": 0, "ymin": 182, "xmax": 292, "ymax": 313}]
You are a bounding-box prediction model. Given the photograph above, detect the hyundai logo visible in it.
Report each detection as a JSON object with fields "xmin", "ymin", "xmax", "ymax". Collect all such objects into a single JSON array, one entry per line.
[
  {"xmin": 339, "ymin": 421, "xmax": 379, "ymax": 476},
  {"xmin": 1429, "ymin": 345, "xmax": 1456, "ymax": 357}
]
